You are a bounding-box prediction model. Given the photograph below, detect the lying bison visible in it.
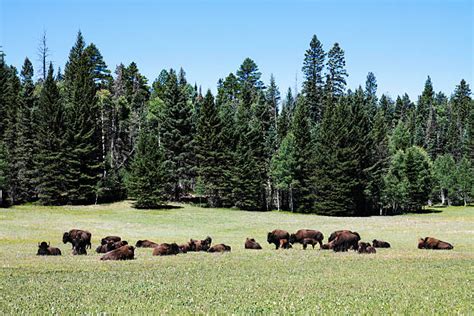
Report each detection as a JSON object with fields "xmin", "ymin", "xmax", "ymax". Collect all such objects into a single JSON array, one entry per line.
[
  {"xmin": 208, "ymin": 244, "xmax": 231, "ymax": 253},
  {"xmin": 189, "ymin": 236, "xmax": 212, "ymax": 252},
  {"xmin": 100, "ymin": 245, "xmax": 135, "ymax": 260},
  {"xmin": 289, "ymin": 229, "xmax": 324, "ymax": 249},
  {"xmin": 323, "ymin": 231, "xmax": 360, "ymax": 252},
  {"xmin": 101, "ymin": 236, "xmax": 121, "ymax": 245},
  {"xmin": 418, "ymin": 237, "xmax": 453, "ymax": 250},
  {"xmin": 63, "ymin": 229, "xmax": 92, "ymax": 249},
  {"xmin": 37, "ymin": 241, "xmax": 62, "ymax": 256},
  {"xmin": 267, "ymin": 229, "xmax": 290, "ymax": 249},
  {"xmin": 358, "ymin": 242, "xmax": 376, "ymax": 254},
  {"xmin": 96, "ymin": 240, "xmax": 129, "ymax": 254},
  {"xmin": 135, "ymin": 240, "xmax": 159, "ymax": 248},
  {"xmin": 245, "ymin": 238, "xmax": 262, "ymax": 250},
  {"xmin": 372, "ymin": 239, "xmax": 391, "ymax": 248},
  {"xmin": 152, "ymin": 243, "xmax": 181, "ymax": 256}
]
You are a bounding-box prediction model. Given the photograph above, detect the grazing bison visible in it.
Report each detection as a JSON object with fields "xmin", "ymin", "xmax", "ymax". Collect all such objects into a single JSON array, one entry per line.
[
  {"xmin": 63, "ymin": 229, "xmax": 92, "ymax": 249},
  {"xmin": 330, "ymin": 231, "xmax": 361, "ymax": 252},
  {"xmin": 101, "ymin": 236, "xmax": 121, "ymax": 245},
  {"xmin": 37, "ymin": 241, "xmax": 62, "ymax": 256},
  {"xmin": 358, "ymin": 242, "xmax": 376, "ymax": 254},
  {"xmin": 135, "ymin": 240, "xmax": 159, "ymax": 248},
  {"xmin": 289, "ymin": 229, "xmax": 324, "ymax": 248},
  {"xmin": 208, "ymin": 244, "xmax": 231, "ymax": 253},
  {"xmin": 301, "ymin": 238, "xmax": 319, "ymax": 250},
  {"xmin": 152, "ymin": 243, "xmax": 181, "ymax": 256},
  {"xmin": 100, "ymin": 245, "xmax": 135, "ymax": 261},
  {"xmin": 189, "ymin": 236, "xmax": 212, "ymax": 252},
  {"xmin": 372, "ymin": 239, "xmax": 391, "ymax": 248},
  {"xmin": 245, "ymin": 238, "xmax": 262, "ymax": 250},
  {"xmin": 267, "ymin": 229, "xmax": 290, "ymax": 249},
  {"xmin": 72, "ymin": 237, "xmax": 88, "ymax": 255},
  {"xmin": 418, "ymin": 237, "xmax": 453, "ymax": 250}
]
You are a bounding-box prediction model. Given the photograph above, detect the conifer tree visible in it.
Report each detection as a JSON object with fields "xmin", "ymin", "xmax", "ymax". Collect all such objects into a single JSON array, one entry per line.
[
  {"xmin": 456, "ymin": 157, "xmax": 473, "ymax": 206},
  {"xmin": 326, "ymin": 43, "xmax": 348, "ymax": 97},
  {"xmin": 302, "ymin": 35, "xmax": 325, "ymax": 122},
  {"xmin": 414, "ymin": 76, "xmax": 434, "ymax": 147},
  {"xmin": 365, "ymin": 72, "xmax": 378, "ymax": 118}
]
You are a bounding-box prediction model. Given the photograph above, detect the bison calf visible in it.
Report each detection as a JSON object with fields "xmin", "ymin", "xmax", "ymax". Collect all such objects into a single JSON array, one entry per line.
[
  {"xmin": 289, "ymin": 229, "xmax": 324, "ymax": 249},
  {"xmin": 418, "ymin": 237, "xmax": 453, "ymax": 250},
  {"xmin": 100, "ymin": 245, "xmax": 135, "ymax": 260},
  {"xmin": 245, "ymin": 238, "xmax": 262, "ymax": 250},
  {"xmin": 372, "ymin": 239, "xmax": 391, "ymax": 248},
  {"xmin": 208, "ymin": 244, "xmax": 231, "ymax": 253},
  {"xmin": 358, "ymin": 242, "xmax": 376, "ymax": 254},
  {"xmin": 301, "ymin": 238, "xmax": 318, "ymax": 250},
  {"xmin": 37, "ymin": 241, "xmax": 62, "ymax": 256}
]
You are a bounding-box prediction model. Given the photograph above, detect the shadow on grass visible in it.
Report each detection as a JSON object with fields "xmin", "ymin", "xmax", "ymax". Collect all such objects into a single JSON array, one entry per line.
[
  {"xmin": 403, "ymin": 208, "xmax": 443, "ymax": 214},
  {"xmin": 133, "ymin": 204, "xmax": 183, "ymax": 210}
]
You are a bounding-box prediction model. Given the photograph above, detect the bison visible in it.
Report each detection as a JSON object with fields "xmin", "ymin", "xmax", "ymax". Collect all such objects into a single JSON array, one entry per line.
[
  {"xmin": 279, "ymin": 239, "xmax": 292, "ymax": 249},
  {"xmin": 37, "ymin": 241, "xmax": 62, "ymax": 256},
  {"xmin": 208, "ymin": 244, "xmax": 231, "ymax": 253},
  {"xmin": 71, "ymin": 237, "xmax": 88, "ymax": 255},
  {"xmin": 330, "ymin": 231, "xmax": 361, "ymax": 252},
  {"xmin": 372, "ymin": 239, "xmax": 391, "ymax": 248},
  {"xmin": 178, "ymin": 242, "xmax": 193, "ymax": 253},
  {"xmin": 358, "ymin": 242, "xmax": 376, "ymax": 254},
  {"xmin": 244, "ymin": 238, "xmax": 262, "ymax": 250},
  {"xmin": 301, "ymin": 238, "xmax": 319, "ymax": 250},
  {"xmin": 63, "ymin": 229, "xmax": 92, "ymax": 249},
  {"xmin": 418, "ymin": 237, "xmax": 453, "ymax": 250},
  {"xmin": 100, "ymin": 245, "xmax": 135, "ymax": 260},
  {"xmin": 328, "ymin": 230, "xmax": 360, "ymax": 243},
  {"xmin": 135, "ymin": 240, "xmax": 159, "ymax": 248},
  {"xmin": 101, "ymin": 236, "xmax": 121, "ymax": 245},
  {"xmin": 289, "ymin": 229, "xmax": 324, "ymax": 248},
  {"xmin": 97, "ymin": 240, "xmax": 129, "ymax": 253},
  {"xmin": 152, "ymin": 243, "xmax": 181, "ymax": 256},
  {"xmin": 267, "ymin": 229, "xmax": 290, "ymax": 249},
  {"xmin": 189, "ymin": 236, "xmax": 212, "ymax": 252}
]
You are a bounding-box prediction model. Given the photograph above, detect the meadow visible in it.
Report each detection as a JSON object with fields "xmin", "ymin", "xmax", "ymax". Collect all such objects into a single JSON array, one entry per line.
[{"xmin": 0, "ymin": 202, "xmax": 472, "ymax": 314}]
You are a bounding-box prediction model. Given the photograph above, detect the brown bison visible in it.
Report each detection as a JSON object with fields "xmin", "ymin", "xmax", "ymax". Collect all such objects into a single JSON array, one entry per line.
[
  {"xmin": 372, "ymin": 239, "xmax": 391, "ymax": 248},
  {"xmin": 328, "ymin": 231, "xmax": 361, "ymax": 252},
  {"xmin": 208, "ymin": 244, "xmax": 231, "ymax": 253},
  {"xmin": 244, "ymin": 238, "xmax": 262, "ymax": 249},
  {"xmin": 71, "ymin": 237, "xmax": 88, "ymax": 255},
  {"xmin": 301, "ymin": 238, "xmax": 319, "ymax": 250},
  {"xmin": 152, "ymin": 243, "xmax": 181, "ymax": 256},
  {"xmin": 189, "ymin": 236, "xmax": 212, "ymax": 252},
  {"xmin": 178, "ymin": 241, "xmax": 193, "ymax": 253},
  {"xmin": 279, "ymin": 239, "xmax": 292, "ymax": 249},
  {"xmin": 37, "ymin": 241, "xmax": 62, "ymax": 256},
  {"xmin": 328, "ymin": 230, "xmax": 360, "ymax": 243},
  {"xmin": 135, "ymin": 239, "xmax": 159, "ymax": 248},
  {"xmin": 267, "ymin": 229, "xmax": 290, "ymax": 249},
  {"xmin": 100, "ymin": 245, "xmax": 135, "ymax": 260},
  {"xmin": 97, "ymin": 240, "xmax": 129, "ymax": 253},
  {"xmin": 289, "ymin": 229, "xmax": 324, "ymax": 248},
  {"xmin": 63, "ymin": 229, "xmax": 92, "ymax": 249},
  {"xmin": 101, "ymin": 236, "xmax": 121, "ymax": 245},
  {"xmin": 418, "ymin": 237, "xmax": 453, "ymax": 250},
  {"xmin": 358, "ymin": 242, "xmax": 376, "ymax": 254}
]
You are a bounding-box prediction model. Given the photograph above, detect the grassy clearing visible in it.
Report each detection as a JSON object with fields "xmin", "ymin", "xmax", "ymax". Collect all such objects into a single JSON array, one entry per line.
[{"xmin": 0, "ymin": 202, "xmax": 472, "ymax": 314}]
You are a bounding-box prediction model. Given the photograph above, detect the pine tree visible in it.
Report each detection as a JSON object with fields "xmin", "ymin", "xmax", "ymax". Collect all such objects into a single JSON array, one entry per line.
[
  {"xmin": 0, "ymin": 142, "xmax": 8, "ymax": 207},
  {"xmin": 379, "ymin": 94, "xmax": 395, "ymax": 128},
  {"xmin": 365, "ymin": 72, "xmax": 378, "ymax": 118},
  {"xmin": 126, "ymin": 126, "xmax": 169, "ymax": 208},
  {"xmin": 302, "ymin": 35, "xmax": 325, "ymax": 122},
  {"xmin": 160, "ymin": 69, "xmax": 195, "ymax": 200},
  {"xmin": 196, "ymin": 90, "xmax": 224, "ymax": 207},
  {"xmin": 236, "ymin": 58, "xmax": 264, "ymax": 106},
  {"xmin": 326, "ymin": 43, "xmax": 348, "ymax": 97},
  {"xmin": 404, "ymin": 146, "xmax": 432, "ymax": 211},
  {"xmin": 277, "ymin": 88, "xmax": 294, "ymax": 142},
  {"xmin": 414, "ymin": 76, "xmax": 434, "ymax": 147},
  {"xmin": 456, "ymin": 157, "xmax": 473, "ymax": 206},
  {"xmin": 14, "ymin": 58, "xmax": 37, "ymax": 202},
  {"xmin": 63, "ymin": 32, "xmax": 102, "ymax": 204},
  {"xmin": 35, "ymin": 64, "xmax": 68, "ymax": 205}
]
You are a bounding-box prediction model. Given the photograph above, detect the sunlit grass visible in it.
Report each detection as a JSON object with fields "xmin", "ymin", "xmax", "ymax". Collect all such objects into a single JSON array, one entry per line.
[{"xmin": 0, "ymin": 202, "xmax": 472, "ymax": 314}]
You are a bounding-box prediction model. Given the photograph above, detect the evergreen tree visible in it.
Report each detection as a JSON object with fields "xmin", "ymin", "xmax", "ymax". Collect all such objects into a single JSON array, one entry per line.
[
  {"xmin": 277, "ymin": 88, "xmax": 294, "ymax": 142},
  {"xmin": 302, "ymin": 35, "xmax": 325, "ymax": 122},
  {"xmin": 126, "ymin": 126, "xmax": 169, "ymax": 208},
  {"xmin": 456, "ymin": 157, "xmax": 473, "ymax": 206},
  {"xmin": 236, "ymin": 58, "xmax": 264, "ymax": 106},
  {"xmin": 389, "ymin": 120, "xmax": 412, "ymax": 154},
  {"xmin": 365, "ymin": 72, "xmax": 378, "ymax": 117},
  {"xmin": 379, "ymin": 94, "xmax": 395, "ymax": 128},
  {"xmin": 63, "ymin": 32, "xmax": 102, "ymax": 204},
  {"xmin": 326, "ymin": 43, "xmax": 348, "ymax": 97},
  {"xmin": 414, "ymin": 76, "xmax": 434, "ymax": 147},
  {"xmin": 404, "ymin": 146, "xmax": 432, "ymax": 211},
  {"xmin": 35, "ymin": 64, "xmax": 68, "ymax": 205},
  {"xmin": 0, "ymin": 142, "xmax": 8, "ymax": 207}
]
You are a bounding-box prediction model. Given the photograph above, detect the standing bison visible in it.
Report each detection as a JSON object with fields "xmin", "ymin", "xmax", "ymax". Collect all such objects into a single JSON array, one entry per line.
[
  {"xmin": 322, "ymin": 231, "xmax": 360, "ymax": 252},
  {"xmin": 63, "ymin": 229, "xmax": 92, "ymax": 249},
  {"xmin": 100, "ymin": 245, "xmax": 135, "ymax": 260},
  {"xmin": 418, "ymin": 237, "xmax": 453, "ymax": 250},
  {"xmin": 267, "ymin": 229, "xmax": 290, "ymax": 249},
  {"xmin": 244, "ymin": 238, "xmax": 262, "ymax": 249},
  {"xmin": 289, "ymin": 229, "xmax": 324, "ymax": 249},
  {"xmin": 37, "ymin": 241, "xmax": 62, "ymax": 256}
]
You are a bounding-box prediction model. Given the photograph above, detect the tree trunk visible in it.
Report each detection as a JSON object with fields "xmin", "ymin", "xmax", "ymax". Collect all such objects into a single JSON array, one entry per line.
[
  {"xmin": 289, "ymin": 187, "xmax": 294, "ymax": 212},
  {"xmin": 276, "ymin": 189, "xmax": 280, "ymax": 211},
  {"xmin": 440, "ymin": 189, "xmax": 446, "ymax": 205}
]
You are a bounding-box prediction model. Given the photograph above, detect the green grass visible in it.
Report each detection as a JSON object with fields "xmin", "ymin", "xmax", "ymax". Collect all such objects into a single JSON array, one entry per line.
[{"xmin": 0, "ymin": 202, "xmax": 473, "ymax": 314}]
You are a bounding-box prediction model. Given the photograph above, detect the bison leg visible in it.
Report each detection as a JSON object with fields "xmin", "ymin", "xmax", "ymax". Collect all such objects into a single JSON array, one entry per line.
[{"xmin": 303, "ymin": 243, "xmax": 307, "ymax": 250}]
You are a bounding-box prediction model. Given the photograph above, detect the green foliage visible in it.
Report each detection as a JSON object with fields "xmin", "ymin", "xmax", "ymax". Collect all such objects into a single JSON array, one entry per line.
[
  {"xmin": 432, "ymin": 154, "xmax": 456, "ymax": 205},
  {"xmin": 456, "ymin": 157, "xmax": 473, "ymax": 206},
  {"xmin": 302, "ymin": 35, "xmax": 325, "ymax": 122}
]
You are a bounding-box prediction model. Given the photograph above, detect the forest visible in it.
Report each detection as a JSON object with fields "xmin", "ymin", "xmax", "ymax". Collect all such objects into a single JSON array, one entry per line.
[{"xmin": 0, "ymin": 32, "xmax": 472, "ymax": 216}]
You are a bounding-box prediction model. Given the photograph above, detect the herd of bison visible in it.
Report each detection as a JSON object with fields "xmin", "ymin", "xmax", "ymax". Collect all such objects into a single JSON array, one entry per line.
[{"xmin": 36, "ymin": 228, "xmax": 454, "ymax": 260}]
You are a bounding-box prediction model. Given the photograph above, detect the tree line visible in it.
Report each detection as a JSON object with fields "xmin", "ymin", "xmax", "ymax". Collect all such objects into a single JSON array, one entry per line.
[{"xmin": 0, "ymin": 33, "xmax": 472, "ymax": 215}]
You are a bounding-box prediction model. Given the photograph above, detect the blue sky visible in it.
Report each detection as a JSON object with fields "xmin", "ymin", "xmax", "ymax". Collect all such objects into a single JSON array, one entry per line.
[{"xmin": 1, "ymin": 0, "xmax": 472, "ymax": 100}]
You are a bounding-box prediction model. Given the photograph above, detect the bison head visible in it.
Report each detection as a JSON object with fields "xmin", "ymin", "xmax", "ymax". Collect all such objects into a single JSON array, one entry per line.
[
  {"xmin": 289, "ymin": 234, "xmax": 296, "ymax": 244},
  {"xmin": 418, "ymin": 238, "xmax": 425, "ymax": 249},
  {"xmin": 267, "ymin": 232, "xmax": 273, "ymax": 244},
  {"xmin": 62, "ymin": 232, "xmax": 70, "ymax": 244}
]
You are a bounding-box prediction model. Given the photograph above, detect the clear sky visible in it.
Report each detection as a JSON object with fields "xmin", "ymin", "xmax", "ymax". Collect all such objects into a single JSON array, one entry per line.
[{"xmin": 1, "ymin": 0, "xmax": 472, "ymax": 100}]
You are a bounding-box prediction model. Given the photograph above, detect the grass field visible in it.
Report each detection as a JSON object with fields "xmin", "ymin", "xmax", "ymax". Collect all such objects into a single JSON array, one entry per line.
[{"xmin": 0, "ymin": 202, "xmax": 472, "ymax": 314}]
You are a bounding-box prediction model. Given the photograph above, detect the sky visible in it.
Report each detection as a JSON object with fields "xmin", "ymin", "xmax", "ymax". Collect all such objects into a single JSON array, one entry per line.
[{"xmin": 1, "ymin": 0, "xmax": 472, "ymax": 101}]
